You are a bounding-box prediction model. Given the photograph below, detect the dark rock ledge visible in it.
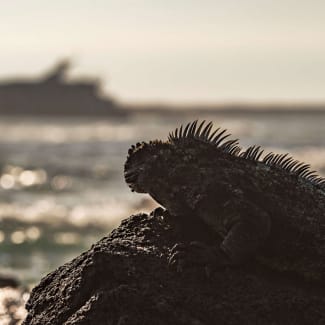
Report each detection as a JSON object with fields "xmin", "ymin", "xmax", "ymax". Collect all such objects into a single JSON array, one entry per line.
[{"xmin": 23, "ymin": 210, "xmax": 325, "ymax": 325}]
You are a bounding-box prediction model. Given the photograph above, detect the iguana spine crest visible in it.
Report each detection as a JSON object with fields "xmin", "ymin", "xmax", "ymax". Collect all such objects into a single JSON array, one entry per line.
[{"xmin": 168, "ymin": 120, "xmax": 325, "ymax": 189}]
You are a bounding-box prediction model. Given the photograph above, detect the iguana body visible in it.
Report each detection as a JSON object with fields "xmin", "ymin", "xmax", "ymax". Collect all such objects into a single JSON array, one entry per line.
[{"xmin": 124, "ymin": 121, "xmax": 325, "ymax": 276}]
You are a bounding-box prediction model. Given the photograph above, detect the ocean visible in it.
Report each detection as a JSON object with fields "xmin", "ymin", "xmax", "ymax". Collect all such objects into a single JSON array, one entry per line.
[{"xmin": 0, "ymin": 111, "xmax": 324, "ymax": 286}]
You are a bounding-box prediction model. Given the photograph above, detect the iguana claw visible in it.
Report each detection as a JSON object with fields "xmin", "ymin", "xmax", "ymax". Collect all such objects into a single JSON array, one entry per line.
[{"xmin": 168, "ymin": 241, "xmax": 229, "ymax": 273}]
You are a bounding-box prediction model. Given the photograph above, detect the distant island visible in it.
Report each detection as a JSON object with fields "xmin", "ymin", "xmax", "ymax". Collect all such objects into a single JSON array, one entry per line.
[
  {"xmin": 0, "ymin": 60, "xmax": 126, "ymax": 117},
  {"xmin": 2, "ymin": 60, "xmax": 324, "ymax": 117}
]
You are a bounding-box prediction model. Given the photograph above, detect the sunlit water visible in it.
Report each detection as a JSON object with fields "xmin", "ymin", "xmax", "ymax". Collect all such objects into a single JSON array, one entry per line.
[{"xmin": 0, "ymin": 112, "xmax": 324, "ymax": 286}]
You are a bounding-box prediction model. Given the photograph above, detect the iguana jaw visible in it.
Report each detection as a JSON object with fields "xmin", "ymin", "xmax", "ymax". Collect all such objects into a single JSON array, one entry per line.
[
  {"xmin": 124, "ymin": 142, "xmax": 164, "ymax": 194},
  {"xmin": 124, "ymin": 166, "xmax": 148, "ymax": 193}
]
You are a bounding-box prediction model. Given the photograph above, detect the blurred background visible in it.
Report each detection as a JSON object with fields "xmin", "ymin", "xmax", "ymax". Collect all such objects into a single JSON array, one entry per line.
[{"xmin": 0, "ymin": 1, "xmax": 324, "ymax": 318}]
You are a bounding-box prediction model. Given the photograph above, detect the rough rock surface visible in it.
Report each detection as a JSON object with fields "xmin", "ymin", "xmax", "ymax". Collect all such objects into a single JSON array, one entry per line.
[{"xmin": 24, "ymin": 209, "xmax": 325, "ymax": 325}]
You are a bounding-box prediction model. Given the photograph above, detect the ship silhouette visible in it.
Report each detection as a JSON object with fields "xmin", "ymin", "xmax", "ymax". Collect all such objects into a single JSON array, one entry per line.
[{"xmin": 0, "ymin": 60, "xmax": 125, "ymax": 116}]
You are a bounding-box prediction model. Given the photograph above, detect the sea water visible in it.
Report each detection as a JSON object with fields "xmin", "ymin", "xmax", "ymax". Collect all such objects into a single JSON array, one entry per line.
[{"xmin": 0, "ymin": 112, "xmax": 324, "ymax": 285}]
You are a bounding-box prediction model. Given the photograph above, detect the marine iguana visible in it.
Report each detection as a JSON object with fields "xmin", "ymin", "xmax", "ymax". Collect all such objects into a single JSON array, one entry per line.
[{"xmin": 124, "ymin": 121, "xmax": 325, "ymax": 275}]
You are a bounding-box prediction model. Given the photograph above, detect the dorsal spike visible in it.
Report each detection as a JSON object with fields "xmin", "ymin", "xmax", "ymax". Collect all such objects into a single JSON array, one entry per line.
[
  {"xmin": 201, "ymin": 122, "xmax": 213, "ymax": 139},
  {"xmin": 263, "ymin": 152, "xmax": 274, "ymax": 163},
  {"xmin": 179, "ymin": 125, "xmax": 183, "ymax": 137},
  {"xmin": 188, "ymin": 120, "xmax": 198, "ymax": 136},
  {"xmin": 215, "ymin": 134, "xmax": 231, "ymax": 146},
  {"xmin": 222, "ymin": 139, "xmax": 238, "ymax": 149},
  {"xmin": 255, "ymin": 148, "xmax": 264, "ymax": 161},
  {"xmin": 271, "ymin": 154, "xmax": 281, "ymax": 164},
  {"xmin": 286, "ymin": 160, "xmax": 299, "ymax": 171},
  {"xmin": 271, "ymin": 154, "xmax": 283, "ymax": 164},
  {"xmin": 207, "ymin": 128, "xmax": 220, "ymax": 142},
  {"xmin": 229, "ymin": 146, "xmax": 241, "ymax": 156},
  {"xmin": 281, "ymin": 157, "xmax": 294, "ymax": 169},
  {"xmin": 291, "ymin": 161, "xmax": 305, "ymax": 172},
  {"xmin": 183, "ymin": 122, "xmax": 191, "ymax": 137},
  {"xmin": 296, "ymin": 164, "xmax": 311, "ymax": 174},
  {"xmin": 277, "ymin": 153, "xmax": 289, "ymax": 164},
  {"xmin": 241, "ymin": 145, "xmax": 258, "ymax": 159},
  {"xmin": 212, "ymin": 129, "xmax": 228, "ymax": 143},
  {"xmin": 195, "ymin": 120, "xmax": 206, "ymax": 137}
]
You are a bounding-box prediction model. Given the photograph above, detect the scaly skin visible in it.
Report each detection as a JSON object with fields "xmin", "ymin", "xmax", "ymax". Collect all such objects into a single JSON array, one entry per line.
[{"xmin": 124, "ymin": 121, "xmax": 325, "ymax": 278}]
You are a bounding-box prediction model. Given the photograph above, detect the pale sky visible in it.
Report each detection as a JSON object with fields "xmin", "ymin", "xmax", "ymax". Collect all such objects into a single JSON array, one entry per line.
[{"xmin": 1, "ymin": 0, "xmax": 325, "ymax": 103}]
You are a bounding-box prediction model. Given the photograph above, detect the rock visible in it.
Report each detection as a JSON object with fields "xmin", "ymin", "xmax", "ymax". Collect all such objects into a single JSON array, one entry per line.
[{"xmin": 23, "ymin": 210, "xmax": 325, "ymax": 325}]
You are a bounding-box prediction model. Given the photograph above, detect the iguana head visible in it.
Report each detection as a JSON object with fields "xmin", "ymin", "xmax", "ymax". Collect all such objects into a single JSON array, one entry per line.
[
  {"xmin": 124, "ymin": 121, "xmax": 238, "ymax": 197},
  {"xmin": 124, "ymin": 121, "xmax": 240, "ymax": 214},
  {"xmin": 124, "ymin": 141, "xmax": 171, "ymax": 194}
]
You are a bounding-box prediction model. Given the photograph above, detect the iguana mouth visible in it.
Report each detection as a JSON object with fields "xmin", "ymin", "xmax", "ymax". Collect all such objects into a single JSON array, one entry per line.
[
  {"xmin": 124, "ymin": 170, "xmax": 137, "ymax": 183},
  {"xmin": 124, "ymin": 166, "xmax": 147, "ymax": 193},
  {"xmin": 124, "ymin": 170, "xmax": 138, "ymax": 191}
]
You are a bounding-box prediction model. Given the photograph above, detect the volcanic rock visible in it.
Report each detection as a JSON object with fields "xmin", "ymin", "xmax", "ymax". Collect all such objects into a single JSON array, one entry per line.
[{"xmin": 23, "ymin": 209, "xmax": 325, "ymax": 325}]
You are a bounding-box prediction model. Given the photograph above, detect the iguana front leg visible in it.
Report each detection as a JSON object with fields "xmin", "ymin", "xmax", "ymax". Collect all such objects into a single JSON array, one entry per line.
[
  {"xmin": 168, "ymin": 241, "xmax": 229, "ymax": 273},
  {"xmin": 169, "ymin": 204, "xmax": 271, "ymax": 269},
  {"xmin": 220, "ymin": 208, "xmax": 271, "ymax": 264}
]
